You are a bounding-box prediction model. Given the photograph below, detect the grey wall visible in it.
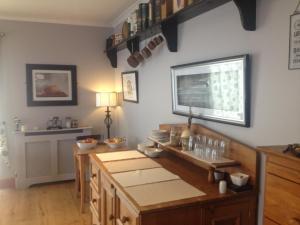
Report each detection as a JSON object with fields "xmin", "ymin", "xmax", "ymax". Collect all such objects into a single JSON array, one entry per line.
[
  {"xmin": 115, "ymin": 0, "xmax": 300, "ymax": 146},
  {"xmin": 114, "ymin": 1, "xmax": 300, "ymax": 224},
  {"xmin": 0, "ymin": 20, "xmax": 115, "ymax": 178}
]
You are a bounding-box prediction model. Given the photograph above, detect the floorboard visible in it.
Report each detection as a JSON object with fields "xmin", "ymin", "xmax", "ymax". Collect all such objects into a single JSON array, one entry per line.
[{"xmin": 0, "ymin": 181, "xmax": 91, "ymax": 225}]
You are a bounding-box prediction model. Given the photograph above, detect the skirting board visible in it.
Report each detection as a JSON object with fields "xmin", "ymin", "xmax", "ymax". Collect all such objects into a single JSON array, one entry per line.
[{"xmin": 0, "ymin": 178, "xmax": 15, "ymax": 189}]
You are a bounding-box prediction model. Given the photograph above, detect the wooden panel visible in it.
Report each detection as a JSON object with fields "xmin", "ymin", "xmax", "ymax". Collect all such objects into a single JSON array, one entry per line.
[
  {"xmin": 141, "ymin": 205, "xmax": 204, "ymax": 225},
  {"xmin": 90, "ymin": 158, "xmax": 101, "ymax": 192},
  {"xmin": 159, "ymin": 123, "xmax": 258, "ymax": 187},
  {"xmin": 205, "ymin": 199, "xmax": 251, "ymax": 225},
  {"xmin": 264, "ymin": 217, "xmax": 279, "ymax": 225},
  {"xmin": 25, "ymin": 141, "xmax": 51, "ymax": 178},
  {"xmin": 268, "ymin": 154, "xmax": 300, "ymax": 173},
  {"xmin": 90, "ymin": 183, "xmax": 101, "ymax": 215},
  {"xmin": 57, "ymin": 139, "xmax": 75, "ymax": 174},
  {"xmin": 264, "ymin": 174, "xmax": 300, "ymax": 225},
  {"xmin": 116, "ymin": 190, "xmax": 140, "ymax": 225},
  {"xmin": 267, "ymin": 162, "xmax": 300, "ymax": 184},
  {"xmin": 101, "ymin": 173, "xmax": 116, "ymax": 225},
  {"xmin": 91, "ymin": 205, "xmax": 101, "ymax": 225}
]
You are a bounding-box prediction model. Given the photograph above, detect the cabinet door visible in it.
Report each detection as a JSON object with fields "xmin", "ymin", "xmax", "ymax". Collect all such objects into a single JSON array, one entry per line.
[
  {"xmin": 264, "ymin": 173, "xmax": 300, "ymax": 225},
  {"xmin": 205, "ymin": 200, "xmax": 251, "ymax": 225},
  {"xmin": 264, "ymin": 217, "xmax": 279, "ymax": 225},
  {"xmin": 90, "ymin": 158, "xmax": 101, "ymax": 192},
  {"xmin": 115, "ymin": 190, "xmax": 139, "ymax": 225},
  {"xmin": 101, "ymin": 173, "xmax": 116, "ymax": 225}
]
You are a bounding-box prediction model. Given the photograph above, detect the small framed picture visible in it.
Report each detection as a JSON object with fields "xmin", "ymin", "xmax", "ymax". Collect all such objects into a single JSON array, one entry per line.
[
  {"xmin": 289, "ymin": 13, "xmax": 300, "ymax": 70},
  {"xmin": 26, "ymin": 64, "xmax": 77, "ymax": 106},
  {"xmin": 121, "ymin": 71, "xmax": 139, "ymax": 103}
]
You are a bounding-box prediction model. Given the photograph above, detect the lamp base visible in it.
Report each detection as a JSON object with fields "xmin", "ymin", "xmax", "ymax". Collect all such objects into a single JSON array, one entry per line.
[{"xmin": 104, "ymin": 106, "xmax": 113, "ymax": 139}]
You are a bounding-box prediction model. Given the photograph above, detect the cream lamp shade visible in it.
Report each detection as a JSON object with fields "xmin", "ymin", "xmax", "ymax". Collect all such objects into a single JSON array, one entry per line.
[{"xmin": 96, "ymin": 92, "xmax": 117, "ymax": 107}]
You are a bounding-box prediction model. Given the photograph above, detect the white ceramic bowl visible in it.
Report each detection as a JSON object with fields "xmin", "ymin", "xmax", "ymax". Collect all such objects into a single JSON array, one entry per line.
[
  {"xmin": 104, "ymin": 139, "xmax": 126, "ymax": 149},
  {"xmin": 144, "ymin": 147, "xmax": 163, "ymax": 158},
  {"xmin": 230, "ymin": 172, "xmax": 249, "ymax": 186},
  {"xmin": 76, "ymin": 140, "xmax": 97, "ymax": 150},
  {"xmin": 137, "ymin": 142, "xmax": 154, "ymax": 152}
]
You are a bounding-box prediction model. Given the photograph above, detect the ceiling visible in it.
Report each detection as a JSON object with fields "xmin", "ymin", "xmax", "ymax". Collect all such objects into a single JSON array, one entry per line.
[{"xmin": 0, "ymin": 0, "xmax": 137, "ymax": 27}]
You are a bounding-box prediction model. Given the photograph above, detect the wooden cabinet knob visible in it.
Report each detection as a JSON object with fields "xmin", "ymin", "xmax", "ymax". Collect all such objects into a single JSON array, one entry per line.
[
  {"xmin": 121, "ymin": 216, "xmax": 130, "ymax": 224},
  {"xmin": 289, "ymin": 218, "xmax": 300, "ymax": 225},
  {"xmin": 92, "ymin": 173, "xmax": 97, "ymax": 178},
  {"xmin": 109, "ymin": 214, "xmax": 115, "ymax": 221},
  {"xmin": 92, "ymin": 199, "xmax": 97, "ymax": 203}
]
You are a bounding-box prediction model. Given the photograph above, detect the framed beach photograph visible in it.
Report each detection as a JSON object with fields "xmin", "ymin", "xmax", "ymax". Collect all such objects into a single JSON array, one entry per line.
[
  {"xmin": 289, "ymin": 13, "xmax": 300, "ymax": 70},
  {"xmin": 171, "ymin": 55, "xmax": 251, "ymax": 127},
  {"xmin": 26, "ymin": 64, "xmax": 77, "ymax": 106},
  {"xmin": 121, "ymin": 71, "xmax": 138, "ymax": 103}
]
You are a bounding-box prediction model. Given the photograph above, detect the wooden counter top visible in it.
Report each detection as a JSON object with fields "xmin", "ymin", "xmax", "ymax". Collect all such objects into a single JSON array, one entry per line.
[
  {"xmin": 257, "ymin": 145, "xmax": 300, "ymax": 162},
  {"xmin": 90, "ymin": 150, "xmax": 257, "ymax": 213}
]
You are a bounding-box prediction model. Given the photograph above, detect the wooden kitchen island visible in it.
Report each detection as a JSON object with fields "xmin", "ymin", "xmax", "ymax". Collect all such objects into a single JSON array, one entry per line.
[{"xmin": 89, "ymin": 124, "xmax": 258, "ymax": 225}]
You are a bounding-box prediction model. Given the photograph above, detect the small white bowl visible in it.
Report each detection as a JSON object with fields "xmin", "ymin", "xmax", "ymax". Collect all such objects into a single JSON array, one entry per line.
[
  {"xmin": 104, "ymin": 139, "xmax": 126, "ymax": 149},
  {"xmin": 230, "ymin": 172, "xmax": 249, "ymax": 186},
  {"xmin": 137, "ymin": 142, "xmax": 154, "ymax": 152},
  {"xmin": 76, "ymin": 140, "xmax": 97, "ymax": 150},
  {"xmin": 144, "ymin": 147, "xmax": 163, "ymax": 158}
]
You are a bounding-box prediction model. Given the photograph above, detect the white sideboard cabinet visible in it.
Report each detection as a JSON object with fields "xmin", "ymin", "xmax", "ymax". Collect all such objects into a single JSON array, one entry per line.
[{"xmin": 14, "ymin": 127, "xmax": 92, "ymax": 189}]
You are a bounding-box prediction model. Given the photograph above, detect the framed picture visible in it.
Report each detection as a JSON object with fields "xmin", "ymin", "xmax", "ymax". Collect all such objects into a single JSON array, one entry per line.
[
  {"xmin": 26, "ymin": 64, "xmax": 77, "ymax": 106},
  {"xmin": 121, "ymin": 71, "xmax": 138, "ymax": 103},
  {"xmin": 289, "ymin": 13, "xmax": 300, "ymax": 70},
  {"xmin": 171, "ymin": 55, "xmax": 251, "ymax": 127}
]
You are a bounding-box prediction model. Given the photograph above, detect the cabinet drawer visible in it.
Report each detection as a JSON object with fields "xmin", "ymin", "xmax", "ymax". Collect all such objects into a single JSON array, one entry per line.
[
  {"xmin": 91, "ymin": 205, "xmax": 101, "ymax": 225},
  {"xmin": 90, "ymin": 159, "xmax": 101, "ymax": 191},
  {"xmin": 116, "ymin": 190, "xmax": 139, "ymax": 225},
  {"xmin": 268, "ymin": 155, "xmax": 300, "ymax": 173},
  {"xmin": 265, "ymin": 174, "xmax": 300, "ymax": 225},
  {"xmin": 267, "ymin": 162, "xmax": 300, "ymax": 184},
  {"xmin": 90, "ymin": 183, "xmax": 101, "ymax": 214}
]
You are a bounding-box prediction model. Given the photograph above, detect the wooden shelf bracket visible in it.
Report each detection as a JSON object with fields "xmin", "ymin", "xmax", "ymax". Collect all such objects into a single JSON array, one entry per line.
[
  {"xmin": 161, "ymin": 16, "xmax": 178, "ymax": 52},
  {"xmin": 233, "ymin": 0, "xmax": 256, "ymax": 31},
  {"xmin": 127, "ymin": 36, "xmax": 140, "ymax": 54},
  {"xmin": 106, "ymin": 48, "xmax": 117, "ymax": 68}
]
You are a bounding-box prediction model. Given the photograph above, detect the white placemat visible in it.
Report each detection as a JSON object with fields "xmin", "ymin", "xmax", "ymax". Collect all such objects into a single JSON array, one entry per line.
[
  {"xmin": 112, "ymin": 167, "xmax": 180, "ymax": 187},
  {"xmin": 96, "ymin": 150, "xmax": 146, "ymax": 162},
  {"xmin": 125, "ymin": 179, "xmax": 206, "ymax": 206},
  {"xmin": 103, "ymin": 158, "xmax": 162, "ymax": 173}
]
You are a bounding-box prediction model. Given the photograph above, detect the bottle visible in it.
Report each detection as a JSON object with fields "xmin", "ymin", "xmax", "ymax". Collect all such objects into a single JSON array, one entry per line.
[
  {"xmin": 65, "ymin": 117, "xmax": 72, "ymax": 129},
  {"xmin": 219, "ymin": 180, "xmax": 227, "ymax": 194}
]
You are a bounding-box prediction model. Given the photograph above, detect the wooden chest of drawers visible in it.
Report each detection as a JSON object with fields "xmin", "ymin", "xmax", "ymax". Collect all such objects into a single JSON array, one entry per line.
[{"xmin": 258, "ymin": 146, "xmax": 300, "ymax": 225}]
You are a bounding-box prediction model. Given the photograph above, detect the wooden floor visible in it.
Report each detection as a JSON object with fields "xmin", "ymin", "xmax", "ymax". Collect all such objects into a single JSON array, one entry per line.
[{"xmin": 0, "ymin": 181, "xmax": 91, "ymax": 225}]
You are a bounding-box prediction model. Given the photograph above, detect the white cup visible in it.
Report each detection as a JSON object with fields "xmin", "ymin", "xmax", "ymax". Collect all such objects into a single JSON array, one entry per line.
[{"xmin": 219, "ymin": 180, "xmax": 227, "ymax": 194}]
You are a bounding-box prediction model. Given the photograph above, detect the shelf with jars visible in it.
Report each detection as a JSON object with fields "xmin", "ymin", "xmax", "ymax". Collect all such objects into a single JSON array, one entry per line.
[{"xmin": 105, "ymin": 0, "xmax": 256, "ymax": 68}]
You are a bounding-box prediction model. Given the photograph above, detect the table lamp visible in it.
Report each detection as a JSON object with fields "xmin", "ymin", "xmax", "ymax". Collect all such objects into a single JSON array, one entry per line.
[{"xmin": 96, "ymin": 92, "xmax": 117, "ymax": 139}]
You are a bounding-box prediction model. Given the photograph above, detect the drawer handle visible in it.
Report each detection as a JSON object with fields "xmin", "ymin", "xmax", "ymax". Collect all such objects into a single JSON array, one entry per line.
[
  {"xmin": 92, "ymin": 173, "xmax": 97, "ymax": 178},
  {"xmin": 109, "ymin": 214, "xmax": 115, "ymax": 221},
  {"xmin": 92, "ymin": 199, "xmax": 97, "ymax": 204},
  {"xmin": 289, "ymin": 218, "xmax": 300, "ymax": 225},
  {"xmin": 117, "ymin": 216, "xmax": 130, "ymax": 225},
  {"xmin": 121, "ymin": 216, "xmax": 130, "ymax": 224}
]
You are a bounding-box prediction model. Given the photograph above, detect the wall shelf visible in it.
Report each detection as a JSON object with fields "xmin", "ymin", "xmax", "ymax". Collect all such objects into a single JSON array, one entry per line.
[{"xmin": 106, "ymin": 0, "xmax": 256, "ymax": 68}]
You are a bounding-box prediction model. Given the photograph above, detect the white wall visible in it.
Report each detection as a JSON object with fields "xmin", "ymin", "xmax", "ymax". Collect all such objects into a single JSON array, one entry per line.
[
  {"xmin": 114, "ymin": 0, "xmax": 300, "ymax": 224},
  {"xmin": 115, "ymin": 0, "xmax": 300, "ymax": 146},
  {"xmin": 0, "ymin": 20, "xmax": 115, "ymax": 179}
]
